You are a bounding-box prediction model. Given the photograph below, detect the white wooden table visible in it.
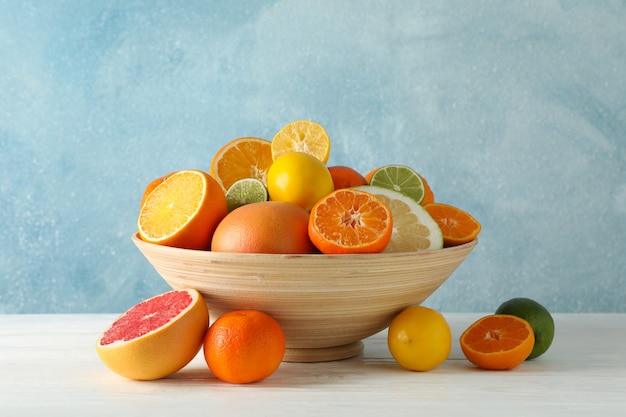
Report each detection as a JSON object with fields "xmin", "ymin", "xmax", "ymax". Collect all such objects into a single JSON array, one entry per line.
[{"xmin": 1, "ymin": 313, "xmax": 624, "ymax": 416}]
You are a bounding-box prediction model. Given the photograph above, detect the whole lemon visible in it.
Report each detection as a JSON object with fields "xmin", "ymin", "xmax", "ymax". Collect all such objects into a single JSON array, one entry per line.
[
  {"xmin": 266, "ymin": 152, "xmax": 334, "ymax": 211},
  {"xmin": 387, "ymin": 305, "xmax": 452, "ymax": 371}
]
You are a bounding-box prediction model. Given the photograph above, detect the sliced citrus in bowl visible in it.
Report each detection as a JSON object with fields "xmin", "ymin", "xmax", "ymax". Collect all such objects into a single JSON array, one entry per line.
[
  {"xmin": 137, "ymin": 169, "xmax": 227, "ymax": 250},
  {"xmin": 460, "ymin": 314, "xmax": 535, "ymax": 370},
  {"xmin": 271, "ymin": 120, "xmax": 331, "ymax": 163},
  {"xmin": 225, "ymin": 177, "xmax": 268, "ymax": 212},
  {"xmin": 368, "ymin": 165, "xmax": 426, "ymax": 204},
  {"xmin": 96, "ymin": 289, "xmax": 209, "ymax": 380},
  {"xmin": 354, "ymin": 185, "xmax": 443, "ymax": 252},
  {"xmin": 308, "ymin": 188, "xmax": 393, "ymax": 254},
  {"xmin": 423, "ymin": 202, "xmax": 481, "ymax": 247},
  {"xmin": 210, "ymin": 137, "xmax": 273, "ymax": 191}
]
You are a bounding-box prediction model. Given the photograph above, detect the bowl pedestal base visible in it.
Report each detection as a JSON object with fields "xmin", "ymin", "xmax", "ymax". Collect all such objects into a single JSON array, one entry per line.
[{"xmin": 283, "ymin": 341, "xmax": 364, "ymax": 362}]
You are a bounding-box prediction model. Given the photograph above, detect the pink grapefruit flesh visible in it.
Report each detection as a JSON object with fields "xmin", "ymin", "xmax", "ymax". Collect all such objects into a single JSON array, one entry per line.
[{"xmin": 96, "ymin": 289, "xmax": 209, "ymax": 380}]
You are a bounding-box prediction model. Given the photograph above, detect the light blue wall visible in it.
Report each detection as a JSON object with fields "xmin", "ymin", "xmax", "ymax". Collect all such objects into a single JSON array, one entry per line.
[{"xmin": 1, "ymin": 1, "xmax": 625, "ymax": 314}]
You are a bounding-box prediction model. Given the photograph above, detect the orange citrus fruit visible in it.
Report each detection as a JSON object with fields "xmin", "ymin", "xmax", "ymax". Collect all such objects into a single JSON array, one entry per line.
[
  {"xmin": 423, "ymin": 202, "xmax": 481, "ymax": 246},
  {"xmin": 308, "ymin": 188, "xmax": 393, "ymax": 254},
  {"xmin": 137, "ymin": 170, "xmax": 227, "ymax": 250},
  {"xmin": 420, "ymin": 175, "xmax": 435, "ymax": 205},
  {"xmin": 387, "ymin": 306, "xmax": 452, "ymax": 371},
  {"xmin": 328, "ymin": 165, "xmax": 368, "ymax": 190},
  {"xmin": 495, "ymin": 298, "xmax": 555, "ymax": 360},
  {"xmin": 203, "ymin": 310, "xmax": 286, "ymax": 384},
  {"xmin": 211, "ymin": 201, "xmax": 316, "ymax": 254},
  {"xmin": 266, "ymin": 151, "xmax": 335, "ymax": 212},
  {"xmin": 96, "ymin": 289, "xmax": 209, "ymax": 380},
  {"xmin": 210, "ymin": 137, "xmax": 273, "ymax": 191},
  {"xmin": 139, "ymin": 171, "xmax": 177, "ymax": 209},
  {"xmin": 271, "ymin": 120, "xmax": 331, "ymax": 163},
  {"xmin": 460, "ymin": 314, "xmax": 535, "ymax": 370}
]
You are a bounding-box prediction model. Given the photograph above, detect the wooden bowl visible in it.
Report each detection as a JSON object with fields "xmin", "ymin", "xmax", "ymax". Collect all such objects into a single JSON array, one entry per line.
[{"xmin": 132, "ymin": 233, "xmax": 477, "ymax": 362}]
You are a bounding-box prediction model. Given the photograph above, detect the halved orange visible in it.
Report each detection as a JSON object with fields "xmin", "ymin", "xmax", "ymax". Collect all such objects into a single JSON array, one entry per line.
[
  {"xmin": 460, "ymin": 314, "xmax": 535, "ymax": 370},
  {"xmin": 423, "ymin": 202, "xmax": 481, "ymax": 246},
  {"xmin": 308, "ymin": 188, "xmax": 393, "ymax": 254},
  {"xmin": 210, "ymin": 137, "xmax": 273, "ymax": 191},
  {"xmin": 271, "ymin": 120, "xmax": 331, "ymax": 163},
  {"xmin": 138, "ymin": 170, "xmax": 227, "ymax": 250}
]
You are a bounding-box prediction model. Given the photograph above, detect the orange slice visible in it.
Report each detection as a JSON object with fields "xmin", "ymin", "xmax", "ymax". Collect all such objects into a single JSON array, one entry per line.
[
  {"xmin": 271, "ymin": 120, "xmax": 331, "ymax": 163},
  {"xmin": 137, "ymin": 170, "xmax": 227, "ymax": 250},
  {"xmin": 210, "ymin": 137, "xmax": 273, "ymax": 191},
  {"xmin": 308, "ymin": 188, "xmax": 393, "ymax": 254},
  {"xmin": 423, "ymin": 202, "xmax": 481, "ymax": 246},
  {"xmin": 460, "ymin": 314, "xmax": 535, "ymax": 370}
]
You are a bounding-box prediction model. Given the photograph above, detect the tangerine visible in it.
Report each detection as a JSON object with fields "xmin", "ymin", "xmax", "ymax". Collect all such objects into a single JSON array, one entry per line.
[
  {"xmin": 328, "ymin": 165, "xmax": 368, "ymax": 190},
  {"xmin": 460, "ymin": 314, "xmax": 535, "ymax": 370},
  {"xmin": 308, "ymin": 188, "xmax": 393, "ymax": 254},
  {"xmin": 203, "ymin": 310, "xmax": 286, "ymax": 384},
  {"xmin": 423, "ymin": 202, "xmax": 481, "ymax": 246}
]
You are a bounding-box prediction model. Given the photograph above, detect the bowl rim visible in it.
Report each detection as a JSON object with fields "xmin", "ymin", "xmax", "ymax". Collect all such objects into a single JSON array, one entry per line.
[{"xmin": 131, "ymin": 232, "xmax": 478, "ymax": 260}]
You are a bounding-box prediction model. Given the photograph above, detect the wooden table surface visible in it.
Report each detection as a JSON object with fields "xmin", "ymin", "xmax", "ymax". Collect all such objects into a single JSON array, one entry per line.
[{"xmin": 1, "ymin": 313, "xmax": 624, "ymax": 416}]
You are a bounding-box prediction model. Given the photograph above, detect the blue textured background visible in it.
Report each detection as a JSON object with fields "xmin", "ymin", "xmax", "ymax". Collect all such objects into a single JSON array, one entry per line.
[{"xmin": 1, "ymin": 1, "xmax": 625, "ymax": 313}]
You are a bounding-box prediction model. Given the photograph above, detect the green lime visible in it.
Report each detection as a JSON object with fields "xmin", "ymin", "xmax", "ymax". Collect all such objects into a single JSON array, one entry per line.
[
  {"xmin": 225, "ymin": 178, "xmax": 268, "ymax": 212},
  {"xmin": 368, "ymin": 165, "xmax": 425, "ymax": 204},
  {"xmin": 495, "ymin": 297, "xmax": 555, "ymax": 360}
]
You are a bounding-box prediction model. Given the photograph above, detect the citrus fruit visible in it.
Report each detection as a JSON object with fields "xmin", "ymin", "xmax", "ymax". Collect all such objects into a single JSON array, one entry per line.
[
  {"xmin": 308, "ymin": 188, "xmax": 393, "ymax": 254},
  {"xmin": 495, "ymin": 297, "xmax": 555, "ymax": 360},
  {"xmin": 387, "ymin": 305, "xmax": 452, "ymax": 372},
  {"xmin": 423, "ymin": 202, "xmax": 481, "ymax": 247},
  {"xmin": 328, "ymin": 165, "xmax": 368, "ymax": 190},
  {"xmin": 225, "ymin": 177, "xmax": 268, "ymax": 212},
  {"xmin": 271, "ymin": 120, "xmax": 331, "ymax": 163},
  {"xmin": 420, "ymin": 175, "xmax": 435, "ymax": 205},
  {"xmin": 266, "ymin": 151, "xmax": 335, "ymax": 211},
  {"xmin": 137, "ymin": 170, "xmax": 227, "ymax": 250},
  {"xmin": 139, "ymin": 171, "xmax": 176, "ymax": 209},
  {"xmin": 95, "ymin": 289, "xmax": 209, "ymax": 380},
  {"xmin": 354, "ymin": 185, "xmax": 443, "ymax": 252},
  {"xmin": 210, "ymin": 137, "xmax": 273, "ymax": 191},
  {"xmin": 368, "ymin": 165, "xmax": 426, "ymax": 204},
  {"xmin": 211, "ymin": 201, "xmax": 316, "ymax": 254},
  {"xmin": 460, "ymin": 314, "xmax": 535, "ymax": 370},
  {"xmin": 203, "ymin": 310, "xmax": 286, "ymax": 384}
]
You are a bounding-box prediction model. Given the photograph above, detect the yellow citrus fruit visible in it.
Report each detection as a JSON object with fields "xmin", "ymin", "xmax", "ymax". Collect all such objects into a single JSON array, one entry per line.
[
  {"xmin": 387, "ymin": 305, "xmax": 452, "ymax": 371},
  {"xmin": 95, "ymin": 289, "xmax": 209, "ymax": 380},
  {"xmin": 271, "ymin": 120, "xmax": 331, "ymax": 163},
  {"xmin": 266, "ymin": 152, "xmax": 334, "ymax": 211}
]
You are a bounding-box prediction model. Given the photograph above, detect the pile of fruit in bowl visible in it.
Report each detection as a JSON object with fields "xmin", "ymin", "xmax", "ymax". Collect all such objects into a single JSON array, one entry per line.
[{"xmin": 131, "ymin": 120, "xmax": 481, "ymax": 363}]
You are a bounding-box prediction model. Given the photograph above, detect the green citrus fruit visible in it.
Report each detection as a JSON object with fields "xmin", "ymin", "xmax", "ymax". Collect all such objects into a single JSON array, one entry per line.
[
  {"xmin": 368, "ymin": 165, "xmax": 425, "ymax": 204},
  {"xmin": 225, "ymin": 178, "xmax": 268, "ymax": 212},
  {"xmin": 495, "ymin": 297, "xmax": 555, "ymax": 360}
]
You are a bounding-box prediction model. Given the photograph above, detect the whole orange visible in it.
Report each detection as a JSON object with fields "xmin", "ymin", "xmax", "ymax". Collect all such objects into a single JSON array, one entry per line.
[
  {"xmin": 210, "ymin": 201, "xmax": 316, "ymax": 254},
  {"xmin": 327, "ymin": 165, "xmax": 368, "ymax": 190},
  {"xmin": 203, "ymin": 310, "xmax": 286, "ymax": 384}
]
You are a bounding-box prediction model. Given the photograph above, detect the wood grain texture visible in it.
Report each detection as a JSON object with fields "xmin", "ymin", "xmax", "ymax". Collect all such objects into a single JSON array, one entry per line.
[{"xmin": 132, "ymin": 234, "xmax": 478, "ymax": 361}]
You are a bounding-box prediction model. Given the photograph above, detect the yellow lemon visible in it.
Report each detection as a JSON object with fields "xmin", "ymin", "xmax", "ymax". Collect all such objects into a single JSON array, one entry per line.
[
  {"xmin": 266, "ymin": 152, "xmax": 334, "ymax": 211},
  {"xmin": 387, "ymin": 305, "xmax": 451, "ymax": 371}
]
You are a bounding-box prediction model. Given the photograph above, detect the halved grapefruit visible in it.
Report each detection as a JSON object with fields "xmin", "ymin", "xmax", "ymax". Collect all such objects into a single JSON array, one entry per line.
[{"xmin": 96, "ymin": 289, "xmax": 209, "ymax": 380}]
